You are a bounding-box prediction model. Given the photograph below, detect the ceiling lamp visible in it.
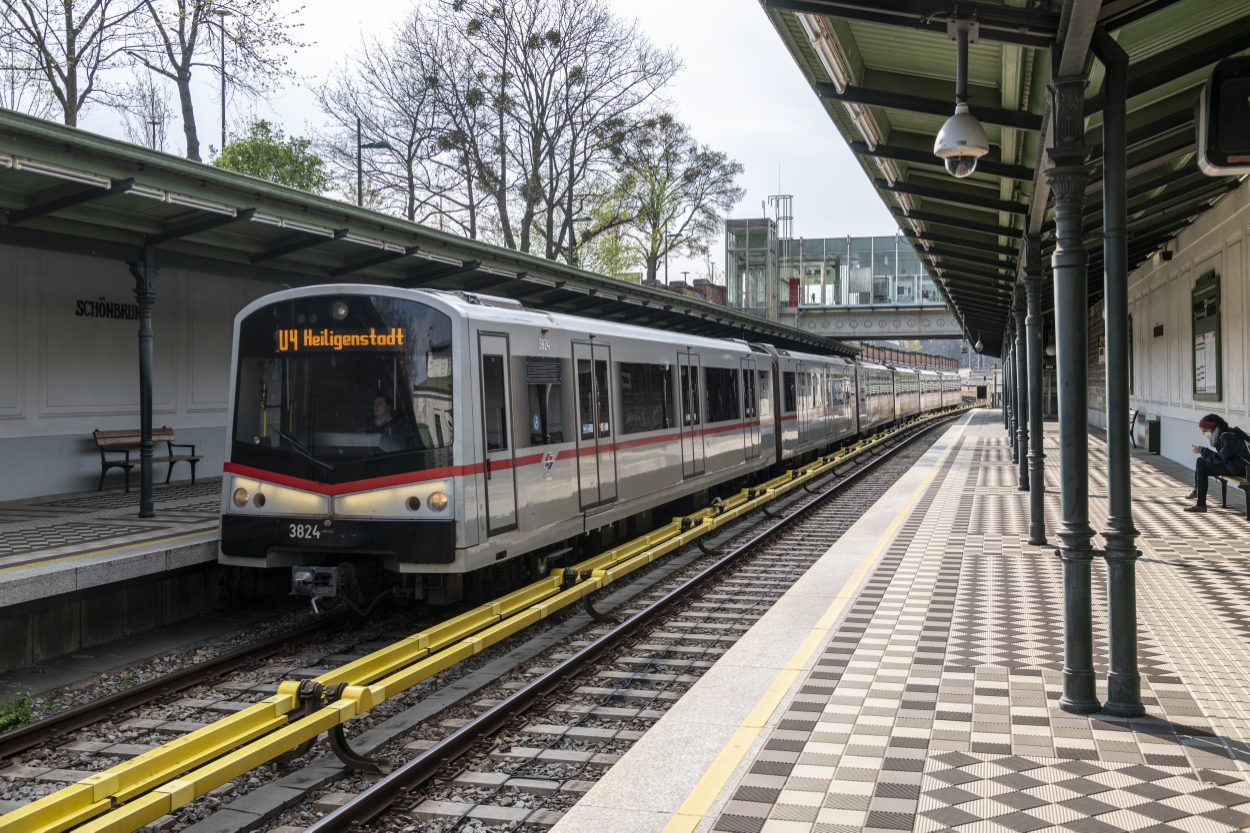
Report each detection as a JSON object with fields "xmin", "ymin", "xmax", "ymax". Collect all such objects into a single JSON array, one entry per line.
[
  {"xmin": 934, "ymin": 18, "xmax": 990, "ymax": 178},
  {"xmin": 975, "ymin": 332, "xmax": 984, "ymax": 353}
]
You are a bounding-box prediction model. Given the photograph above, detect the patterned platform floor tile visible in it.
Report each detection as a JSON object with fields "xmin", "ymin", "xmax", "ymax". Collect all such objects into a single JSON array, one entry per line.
[{"xmin": 711, "ymin": 412, "xmax": 1250, "ymax": 833}]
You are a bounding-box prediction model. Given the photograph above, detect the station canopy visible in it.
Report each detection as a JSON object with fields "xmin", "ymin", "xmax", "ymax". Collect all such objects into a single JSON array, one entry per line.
[
  {"xmin": 0, "ymin": 109, "xmax": 856, "ymax": 358},
  {"xmin": 761, "ymin": 0, "xmax": 1249, "ymax": 356}
]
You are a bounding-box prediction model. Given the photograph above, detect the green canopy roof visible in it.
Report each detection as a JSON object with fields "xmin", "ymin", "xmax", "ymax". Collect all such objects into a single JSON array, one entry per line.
[
  {"xmin": 761, "ymin": 0, "xmax": 1249, "ymax": 355},
  {"xmin": 0, "ymin": 108, "xmax": 857, "ymax": 358}
]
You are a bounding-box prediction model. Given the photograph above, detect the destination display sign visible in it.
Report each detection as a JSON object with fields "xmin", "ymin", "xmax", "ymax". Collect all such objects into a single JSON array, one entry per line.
[{"xmin": 277, "ymin": 327, "xmax": 406, "ymax": 352}]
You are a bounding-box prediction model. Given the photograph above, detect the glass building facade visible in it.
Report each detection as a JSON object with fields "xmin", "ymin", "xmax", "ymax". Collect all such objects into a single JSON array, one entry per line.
[
  {"xmin": 778, "ymin": 235, "xmax": 941, "ymax": 308},
  {"xmin": 725, "ymin": 218, "xmax": 779, "ymax": 321}
]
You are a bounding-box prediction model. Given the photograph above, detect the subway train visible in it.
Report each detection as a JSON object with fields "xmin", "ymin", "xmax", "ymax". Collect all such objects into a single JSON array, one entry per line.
[{"xmin": 218, "ymin": 286, "xmax": 960, "ymax": 603}]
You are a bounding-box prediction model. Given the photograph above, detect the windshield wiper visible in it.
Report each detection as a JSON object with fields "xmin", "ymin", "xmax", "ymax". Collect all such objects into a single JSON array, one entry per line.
[{"xmin": 270, "ymin": 427, "xmax": 334, "ymax": 471}]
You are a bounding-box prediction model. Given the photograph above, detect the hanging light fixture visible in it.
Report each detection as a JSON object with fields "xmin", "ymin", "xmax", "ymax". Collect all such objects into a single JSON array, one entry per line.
[
  {"xmin": 975, "ymin": 332, "xmax": 984, "ymax": 353},
  {"xmin": 934, "ymin": 18, "xmax": 990, "ymax": 178}
]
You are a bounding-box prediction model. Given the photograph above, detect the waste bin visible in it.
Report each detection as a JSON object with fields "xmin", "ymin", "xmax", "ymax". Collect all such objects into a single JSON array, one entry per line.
[{"xmin": 1147, "ymin": 418, "xmax": 1161, "ymax": 454}]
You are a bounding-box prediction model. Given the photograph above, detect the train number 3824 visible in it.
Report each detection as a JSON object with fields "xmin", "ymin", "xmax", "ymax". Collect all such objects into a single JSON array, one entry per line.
[{"xmin": 289, "ymin": 524, "xmax": 321, "ymax": 540}]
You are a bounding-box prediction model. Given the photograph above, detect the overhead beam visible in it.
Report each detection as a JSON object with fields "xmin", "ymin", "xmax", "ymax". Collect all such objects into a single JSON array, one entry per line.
[
  {"xmin": 902, "ymin": 229, "xmax": 1020, "ymax": 257},
  {"xmin": 816, "ymin": 82, "xmax": 1043, "ymax": 132},
  {"xmin": 763, "ymin": 0, "xmax": 1056, "ymax": 47},
  {"xmin": 1085, "ymin": 18, "xmax": 1250, "ymax": 113},
  {"xmin": 876, "ymin": 178, "xmax": 1029, "ymax": 215},
  {"xmin": 1099, "ymin": 0, "xmax": 1189, "ymax": 30},
  {"xmin": 7, "ymin": 178, "xmax": 135, "ymax": 225},
  {"xmin": 146, "ymin": 208, "xmax": 256, "ymax": 245},
  {"xmin": 329, "ymin": 245, "xmax": 420, "ymax": 278},
  {"xmin": 402, "ymin": 259, "xmax": 483, "ymax": 287},
  {"xmin": 251, "ymin": 228, "xmax": 348, "ymax": 264},
  {"xmin": 893, "ymin": 208, "xmax": 1019, "ymax": 238},
  {"xmin": 850, "ymin": 141, "xmax": 1035, "ymax": 182},
  {"xmin": 923, "ymin": 248, "xmax": 1017, "ymax": 272}
]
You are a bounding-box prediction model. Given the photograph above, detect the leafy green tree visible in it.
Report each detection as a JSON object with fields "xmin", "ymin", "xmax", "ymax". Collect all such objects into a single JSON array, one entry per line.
[{"xmin": 213, "ymin": 119, "xmax": 329, "ymax": 193}]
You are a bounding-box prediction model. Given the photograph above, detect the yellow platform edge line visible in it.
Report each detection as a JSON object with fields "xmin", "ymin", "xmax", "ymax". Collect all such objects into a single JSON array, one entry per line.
[{"xmin": 662, "ymin": 415, "xmax": 970, "ymax": 833}]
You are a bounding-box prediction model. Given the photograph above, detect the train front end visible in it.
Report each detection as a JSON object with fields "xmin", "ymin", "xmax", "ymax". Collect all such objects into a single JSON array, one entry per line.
[{"xmin": 218, "ymin": 287, "xmax": 463, "ymax": 604}]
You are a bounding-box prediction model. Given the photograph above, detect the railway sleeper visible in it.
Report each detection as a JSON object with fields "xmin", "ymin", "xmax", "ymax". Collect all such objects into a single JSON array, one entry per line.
[
  {"xmin": 521, "ymin": 724, "xmax": 647, "ymax": 741},
  {"xmin": 451, "ymin": 770, "xmax": 597, "ymax": 796},
  {"xmin": 489, "ymin": 746, "xmax": 622, "ymax": 766},
  {"xmin": 411, "ymin": 799, "xmax": 565, "ymax": 827}
]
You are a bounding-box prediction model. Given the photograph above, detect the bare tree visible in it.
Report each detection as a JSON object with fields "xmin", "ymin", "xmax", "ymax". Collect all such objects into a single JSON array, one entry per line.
[
  {"xmin": 0, "ymin": 25, "xmax": 58, "ymax": 118},
  {"xmin": 128, "ymin": 0, "xmax": 304, "ymax": 161},
  {"xmin": 1, "ymin": 0, "xmax": 143, "ymax": 127},
  {"xmin": 611, "ymin": 113, "xmax": 744, "ymax": 282},
  {"xmin": 439, "ymin": 0, "xmax": 677, "ymax": 258},
  {"xmin": 316, "ymin": 18, "xmax": 453, "ymax": 224},
  {"xmin": 119, "ymin": 72, "xmax": 173, "ymax": 150}
]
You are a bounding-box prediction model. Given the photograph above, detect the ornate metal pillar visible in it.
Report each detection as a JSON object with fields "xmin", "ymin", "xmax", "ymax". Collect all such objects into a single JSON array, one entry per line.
[
  {"xmin": 1093, "ymin": 27, "xmax": 1144, "ymax": 717},
  {"xmin": 1046, "ymin": 74, "xmax": 1100, "ymax": 714},
  {"xmin": 1024, "ymin": 236, "xmax": 1047, "ymax": 544},
  {"xmin": 1015, "ymin": 291, "xmax": 1029, "ymax": 491},
  {"xmin": 1007, "ymin": 336, "xmax": 1018, "ymax": 462},
  {"xmin": 129, "ymin": 250, "xmax": 158, "ymax": 519}
]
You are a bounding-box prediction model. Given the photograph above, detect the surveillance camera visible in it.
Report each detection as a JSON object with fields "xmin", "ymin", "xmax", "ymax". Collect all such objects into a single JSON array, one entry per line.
[
  {"xmin": 934, "ymin": 103, "xmax": 989, "ymax": 178},
  {"xmin": 945, "ymin": 156, "xmax": 979, "ymax": 178}
]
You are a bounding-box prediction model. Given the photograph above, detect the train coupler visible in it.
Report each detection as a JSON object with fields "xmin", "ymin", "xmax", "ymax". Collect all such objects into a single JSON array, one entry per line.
[{"xmin": 290, "ymin": 564, "xmax": 356, "ymax": 613}]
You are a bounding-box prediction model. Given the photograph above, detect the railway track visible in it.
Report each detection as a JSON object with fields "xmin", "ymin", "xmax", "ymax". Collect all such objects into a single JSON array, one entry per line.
[
  {"xmin": 301, "ymin": 413, "xmax": 958, "ymax": 833},
  {"xmin": 0, "ymin": 409, "xmax": 964, "ymax": 833}
]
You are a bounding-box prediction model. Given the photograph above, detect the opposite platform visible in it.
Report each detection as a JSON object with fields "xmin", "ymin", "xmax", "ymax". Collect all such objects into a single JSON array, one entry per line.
[{"xmin": 552, "ymin": 410, "xmax": 1250, "ymax": 833}]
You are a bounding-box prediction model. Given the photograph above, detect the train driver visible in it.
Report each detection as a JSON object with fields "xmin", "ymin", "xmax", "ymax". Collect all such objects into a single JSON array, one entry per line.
[{"xmin": 368, "ymin": 393, "xmax": 413, "ymax": 451}]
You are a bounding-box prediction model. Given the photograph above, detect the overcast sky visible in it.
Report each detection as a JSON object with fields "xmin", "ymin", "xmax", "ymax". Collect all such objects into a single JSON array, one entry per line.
[{"xmin": 77, "ymin": 0, "xmax": 896, "ymax": 278}]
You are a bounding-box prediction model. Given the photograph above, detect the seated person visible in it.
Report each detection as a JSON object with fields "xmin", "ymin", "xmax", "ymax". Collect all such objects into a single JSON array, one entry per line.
[
  {"xmin": 367, "ymin": 394, "xmax": 412, "ymax": 451},
  {"xmin": 1185, "ymin": 413, "xmax": 1250, "ymax": 512}
]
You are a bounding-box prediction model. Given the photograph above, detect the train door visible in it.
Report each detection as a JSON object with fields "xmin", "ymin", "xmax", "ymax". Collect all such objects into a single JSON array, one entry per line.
[
  {"xmin": 573, "ymin": 341, "xmax": 617, "ymax": 509},
  {"xmin": 795, "ymin": 361, "xmax": 807, "ymax": 443},
  {"xmin": 478, "ymin": 333, "xmax": 517, "ymax": 535},
  {"xmin": 679, "ymin": 350, "xmax": 705, "ymax": 478},
  {"xmin": 741, "ymin": 357, "xmax": 760, "ymax": 460}
]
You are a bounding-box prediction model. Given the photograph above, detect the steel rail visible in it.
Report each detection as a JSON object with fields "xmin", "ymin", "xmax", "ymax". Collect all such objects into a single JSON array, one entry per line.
[
  {"xmin": 0, "ymin": 612, "xmax": 354, "ymax": 761},
  {"xmin": 306, "ymin": 413, "xmax": 961, "ymax": 832}
]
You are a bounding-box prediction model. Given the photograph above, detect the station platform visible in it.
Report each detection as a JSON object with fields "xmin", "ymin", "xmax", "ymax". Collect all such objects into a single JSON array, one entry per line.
[
  {"xmin": 552, "ymin": 409, "xmax": 1250, "ymax": 833},
  {"xmin": 0, "ymin": 479, "xmax": 287, "ymax": 673}
]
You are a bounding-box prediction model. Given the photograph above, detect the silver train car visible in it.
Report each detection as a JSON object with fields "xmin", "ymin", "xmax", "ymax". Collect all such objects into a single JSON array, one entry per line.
[{"xmin": 218, "ymin": 287, "xmax": 958, "ymax": 597}]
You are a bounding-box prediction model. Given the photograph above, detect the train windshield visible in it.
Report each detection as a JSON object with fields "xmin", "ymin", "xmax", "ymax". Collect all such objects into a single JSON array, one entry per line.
[{"xmin": 231, "ymin": 295, "xmax": 454, "ymax": 484}]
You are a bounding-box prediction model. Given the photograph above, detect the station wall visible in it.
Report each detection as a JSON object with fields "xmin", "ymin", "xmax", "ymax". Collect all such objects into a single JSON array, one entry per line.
[
  {"xmin": 0, "ymin": 245, "xmax": 273, "ymax": 501},
  {"xmin": 1090, "ymin": 182, "xmax": 1250, "ymax": 471}
]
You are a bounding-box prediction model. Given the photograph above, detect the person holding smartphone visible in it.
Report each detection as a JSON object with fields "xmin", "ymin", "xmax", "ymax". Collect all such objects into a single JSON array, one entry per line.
[{"xmin": 1185, "ymin": 413, "xmax": 1250, "ymax": 512}]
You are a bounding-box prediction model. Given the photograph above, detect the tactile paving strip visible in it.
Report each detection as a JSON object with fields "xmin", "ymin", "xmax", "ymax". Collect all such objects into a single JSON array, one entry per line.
[{"xmin": 711, "ymin": 412, "xmax": 1250, "ymax": 833}]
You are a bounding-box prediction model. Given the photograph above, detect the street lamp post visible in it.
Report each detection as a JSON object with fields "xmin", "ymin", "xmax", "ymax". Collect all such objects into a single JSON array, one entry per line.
[
  {"xmin": 356, "ymin": 117, "xmax": 392, "ymax": 207},
  {"xmin": 214, "ymin": 10, "xmax": 231, "ymax": 152}
]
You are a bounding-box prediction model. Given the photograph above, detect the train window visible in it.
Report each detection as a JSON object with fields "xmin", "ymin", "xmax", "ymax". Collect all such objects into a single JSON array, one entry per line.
[
  {"xmin": 742, "ymin": 368, "xmax": 757, "ymax": 419},
  {"xmin": 680, "ymin": 365, "xmax": 701, "ymax": 426},
  {"xmin": 577, "ymin": 359, "xmax": 612, "ymax": 440},
  {"xmin": 783, "ymin": 371, "xmax": 796, "ymax": 413},
  {"xmin": 525, "ymin": 357, "xmax": 564, "ymax": 446},
  {"xmin": 620, "ymin": 363, "xmax": 673, "ymax": 434},
  {"xmin": 759, "ymin": 371, "xmax": 772, "ymax": 416},
  {"xmin": 482, "ymin": 355, "xmax": 508, "ymax": 451},
  {"xmin": 704, "ymin": 367, "xmax": 741, "ymax": 423}
]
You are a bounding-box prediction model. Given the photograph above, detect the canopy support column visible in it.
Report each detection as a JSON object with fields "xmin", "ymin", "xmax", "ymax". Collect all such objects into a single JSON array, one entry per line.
[
  {"xmin": 1045, "ymin": 73, "xmax": 1100, "ymax": 715},
  {"xmin": 1015, "ymin": 290, "xmax": 1029, "ymax": 491},
  {"xmin": 128, "ymin": 248, "xmax": 158, "ymax": 519},
  {"xmin": 1024, "ymin": 236, "xmax": 1047, "ymax": 544},
  {"xmin": 1094, "ymin": 26, "xmax": 1144, "ymax": 718}
]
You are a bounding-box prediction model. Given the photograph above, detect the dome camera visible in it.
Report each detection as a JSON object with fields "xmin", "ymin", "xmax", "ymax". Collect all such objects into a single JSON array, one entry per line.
[{"xmin": 934, "ymin": 103, "xmax": 990, "ymax": 179}]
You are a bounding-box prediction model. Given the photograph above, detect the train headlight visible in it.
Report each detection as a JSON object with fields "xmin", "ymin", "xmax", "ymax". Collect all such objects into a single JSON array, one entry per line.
[
  {"xmin": 330, "ymin": 300, "xmax": 349, "ymax": 321},
  {"xmin": 406, "ymin": 496, "xmax": 421, "ymax": 511},
  {"xmin": 232, "ymin": 487, "xmax": 250, "ymax": 507},
  {"xmin": 427, "ymin": 492, "xmax": 449, "ymax": 512}
]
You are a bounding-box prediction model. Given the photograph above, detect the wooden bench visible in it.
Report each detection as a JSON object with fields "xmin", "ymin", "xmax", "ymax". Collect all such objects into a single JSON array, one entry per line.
[
  {"xmin": 1129, "ymin": 408, "xmax": 1140, "ymax": 449},
  {"xmin": 93, "ymin": 428, "xmax": 203, "ymax": 492},
  {"xmin": 1217, "ymin": 476, "xmax": 1250, "ymax": 520}
]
